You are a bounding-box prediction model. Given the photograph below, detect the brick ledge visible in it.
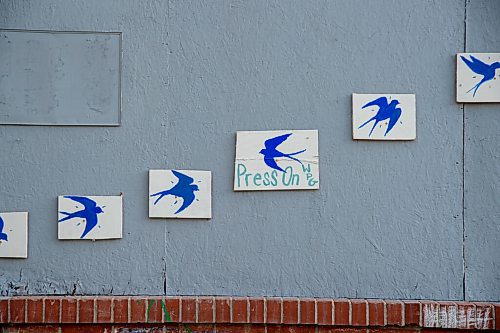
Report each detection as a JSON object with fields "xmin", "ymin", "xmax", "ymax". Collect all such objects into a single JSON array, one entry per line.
[{"xmin": 0, "ymin": 296, "xmax": 498, "ymax": 331}]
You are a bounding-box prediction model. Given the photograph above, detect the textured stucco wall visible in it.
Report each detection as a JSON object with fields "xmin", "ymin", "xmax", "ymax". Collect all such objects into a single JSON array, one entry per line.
[
  {"xmin": 463, "ymin": 0, "xmax": 500, "ymax": 301},
  {"xmin": 0, "ymin": 0, "xmax": 497, "ymax": 301}
]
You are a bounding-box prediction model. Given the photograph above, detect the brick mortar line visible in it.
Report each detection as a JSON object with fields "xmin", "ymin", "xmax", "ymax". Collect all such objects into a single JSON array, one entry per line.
[
  {"xmin": 348, "ymin": 299, "xmax": 352, "ymax": 326},
  {"xmin": 331, "ymin": 300, "xmax": 334, "ymax": 325},
  {"xmin": 494, "ymin": 304, "xmax": 496, "ymax": 330},
  {"xmin": 195, "ymin": 296, "xmax": 199, "ymax": 323},
  {"xmin": 365, "ymin": 300, "xmax": 369, "ymax": 326},
  {"xmin": 296, "ymin": 298, "xmax": 300, "ymax": 324},
  {"xmin": 383, "ymin": 301, "xmax": 387, "ymax": 326},
  {"xmin": 160, "ymin": 297, "xmax": 164, "ymax": 323},
  {"xmin": 75, "ymin": 298, "xmax": 79, "ymax": 324},
  {"xmin": 314, "ymin": 299, "xmax": 318, "ymax": 325},
  {"xmin": 212, "ymin": 296, "xmax": 216, "ymax": 324},
  {"xmin": 246, "ymin": 297, "xmax": 249, "ymax": 323},
  {"xmin": 179, "ymin": 297, "xmax": 182, "ymax": 323},
  {"xmin": 263, "ymin": 297, "xmax": 267, "ymax": 324},
  {"xmin": 419, "ymin": 302, "xmax": 423, "ymax": 327},
  {"xmin": 127, "ymin": 297, "xmax": 130, "ymax": 323},
  {"xmin": 23, "ymin": 298, "xmax": 27, "ymax": 323},
  {"xmin": 58, "ymin": 298, "xmax": 62, "ymax": 324},
  {"xmin": 280, "ymin": 297, "xmax": 283, "ymax": 324},
  {"xmin": 472, "ymin": 304, "xmax": 476, "ymax": 330},
  {"xmin": 291, "ymin": 298, "xmax": 300, "ymax": 324},
  {"xmin": 401, "ymin": 301, "xmax": 405, "ymax": 326},
  {"xmin": 93, "ymin": 298, "xmax": 97, "ymax": 323},
  {"xmin": 111, "ymin": 297, "xmax": 115, "ymax": 324}
]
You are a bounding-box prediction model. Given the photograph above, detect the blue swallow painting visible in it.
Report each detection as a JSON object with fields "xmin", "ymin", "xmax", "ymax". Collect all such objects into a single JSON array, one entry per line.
[
  {"xmin": 58, "ymin": 196, "xmax": 104, "ymax": 239},
  {"xmin": 461, "ymin": 55, "xmax": 500, "ymax": 97},
  {"xmin": 259, "ymin": 133, "xmax": 306, "ymax": 172},
  {"xmin": 0, "ymin": 212, "xmax": 28, "ymax": 258},
  {"xmin": 358, "ymin": 96, "xmax": 402, "ymax": 137},
  {"xmin": 234, "ymin": 130, "xmax": 319, "ymax": 190},
  {"xmin": 0, "ymin": 216, "xmax": 8, "ymax": 242},
  {"xmin": 150, "ymin": 170, "xmax": 199, "ymax": 214}
]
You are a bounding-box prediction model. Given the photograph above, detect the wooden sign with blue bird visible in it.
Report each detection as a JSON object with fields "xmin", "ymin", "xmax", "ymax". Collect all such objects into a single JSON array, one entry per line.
[
  {"xmin": 0, "ymin": 212, "xmax": 28, "ymax": 258},
  {"xmin": 457, "ymin": 53, "xmax": 500, "ymax": 103},
  {"xmin": 58, "ymin": 195, "xmax": 123, "ymax": 240},
  {"xmin": 149, "ymin": 170, "xmax": 212, "ymax": 219},
  {"xmin": 352, "ymin": 94, "xmax": 416, "ymax": 141},
  {"xmin": 234, "ymin": 130, "xmax": 319, "ymax": 191}
]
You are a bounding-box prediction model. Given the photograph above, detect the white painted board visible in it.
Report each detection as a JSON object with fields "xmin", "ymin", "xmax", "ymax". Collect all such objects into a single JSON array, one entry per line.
[
  {"xmin": 457, "ymin": 53, "xmax": 500, "ymax": 103},
  {"xmin": 58, "ymin": 195, "xmax": 123, "ymax": 240},
  {"xmin": 234, "ymin": 130, "xmax": 319, "ymax": 191},
  {"xmin": 149, "ymin": 170, "xmax": 212, "ymax": 219},
  {"xmin": 0, "ymin": 212, "xmax": 28, "ymax": 258},
  {"xmin": 352, "ymin": 94, "xmax": 416, "ymax": 140}
]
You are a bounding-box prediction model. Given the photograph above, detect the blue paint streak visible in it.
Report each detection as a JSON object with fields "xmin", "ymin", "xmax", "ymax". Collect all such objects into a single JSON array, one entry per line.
[
  {"xmin": 461, "ymin": 55, "xmax": 500, "ymax": 97},
  {"xmin": 58, "ymin": 196, "xmax": 104, "ymax": 239},
  {"xmin": 150, "ymin": 170, "xmax": 199, "ymax": 214},
  {"xmin": 0, "ymin": 216, "xmax": 8, "ymax": 241},
  {"xmin": 358, "ymin": 96, "xmax": 402, "ymax": 137},
  {"xmin": 259, "ymin": 133, "xmax": 306, "ymax": 173}
]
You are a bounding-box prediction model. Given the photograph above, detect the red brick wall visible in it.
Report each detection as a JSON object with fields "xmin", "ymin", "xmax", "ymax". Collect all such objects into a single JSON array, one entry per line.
[{"xmin": 0, "ymin": 296, "xmax": 498, "ymax": 332}]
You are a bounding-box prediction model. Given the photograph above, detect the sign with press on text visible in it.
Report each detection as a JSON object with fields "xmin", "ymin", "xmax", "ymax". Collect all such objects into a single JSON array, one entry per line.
[{"xmin": 234, "ymin": 130, "xmax": 319, "ymax": 191}]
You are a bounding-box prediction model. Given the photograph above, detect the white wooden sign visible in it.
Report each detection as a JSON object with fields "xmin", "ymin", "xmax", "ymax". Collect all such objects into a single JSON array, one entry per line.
[
  {"xmin": 0, "ymin": 212, "xmax": 28, "ymax": 258},
  {"xmin": 353, "ymin": 94, "xmax": 416, "ymax": 140},
  {"xmin": 234, "ymin": 130, "xmax": 319, "ymax": 191},
  {"xmin": 58, "ymin": 195, "xmax": 123, "ymax": 240},
  {"xmin": 457, "ymin": 53, "xmax": 500, "ymax": 103},
  {"xmin": 149, "ymin": 170, "xmax": 212, "ymax": 219}
]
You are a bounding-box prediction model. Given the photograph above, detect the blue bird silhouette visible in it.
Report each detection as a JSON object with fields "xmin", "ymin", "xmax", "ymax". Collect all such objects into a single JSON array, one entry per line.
[
  {"xmin": 150, "ymin": 170, "xmax": 199, "ymax": 214},
  {"xmin": 259, "ymin": 133, "xmax": 306, "ymax": 172},
  {"xmin": 461, "ymin": 55, "xmax": 500, "ymax": 97},
  {"xmin": 0, "ymin": 216, "xmax": 8, "ymax": 242},
  {"xmin": 58, "ymin": 196, "xmax": 104, "ymax": 239},
  {"xmin": 358, "ymin": 97, "xmax": 402, "ymax": 137}
]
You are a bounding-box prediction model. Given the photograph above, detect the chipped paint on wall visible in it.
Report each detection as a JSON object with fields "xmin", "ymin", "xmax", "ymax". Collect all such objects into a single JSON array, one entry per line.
[{"xmin": 423, "ymin": 303, "xmax": 492, "ymax": 329}]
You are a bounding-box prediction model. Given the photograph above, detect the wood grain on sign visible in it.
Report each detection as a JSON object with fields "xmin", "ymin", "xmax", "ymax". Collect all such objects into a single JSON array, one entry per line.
[
  {"xmin": 149, "ymin": 170, "xmax": 212, "ymax": 219},
  {"xmin": 0, "ymin": 212, "xmax": 28, "ymax": 258},
  {"xmin": 58, "ymin": 195, "xmax": 123, "ymax": 240},
  {"xmin": 234, "ymin": 130, "xmax": 319, "ymax": 191},
  {"xmin": 457, "ymin": 53, "xmax": 500, "ymax": 103},
  {"xmin": 352, "ymin": 94, "xmax": 416, "ymax": 141}
]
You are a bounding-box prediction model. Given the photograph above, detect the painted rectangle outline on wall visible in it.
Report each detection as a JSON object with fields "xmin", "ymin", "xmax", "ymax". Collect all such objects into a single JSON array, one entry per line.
[{"xmin": 0, "ymin": 29, "xmax": 122, "ymax": 126}]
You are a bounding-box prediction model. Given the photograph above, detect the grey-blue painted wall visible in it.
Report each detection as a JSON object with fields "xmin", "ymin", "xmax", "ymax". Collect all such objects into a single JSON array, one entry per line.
[
  {"xmin": 0, "ymin": 0, "xmax": 498, "ymax": 301},
  {"xmin": 463, "ymin": 0, "xmax": 500, "ymax": 301}
]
